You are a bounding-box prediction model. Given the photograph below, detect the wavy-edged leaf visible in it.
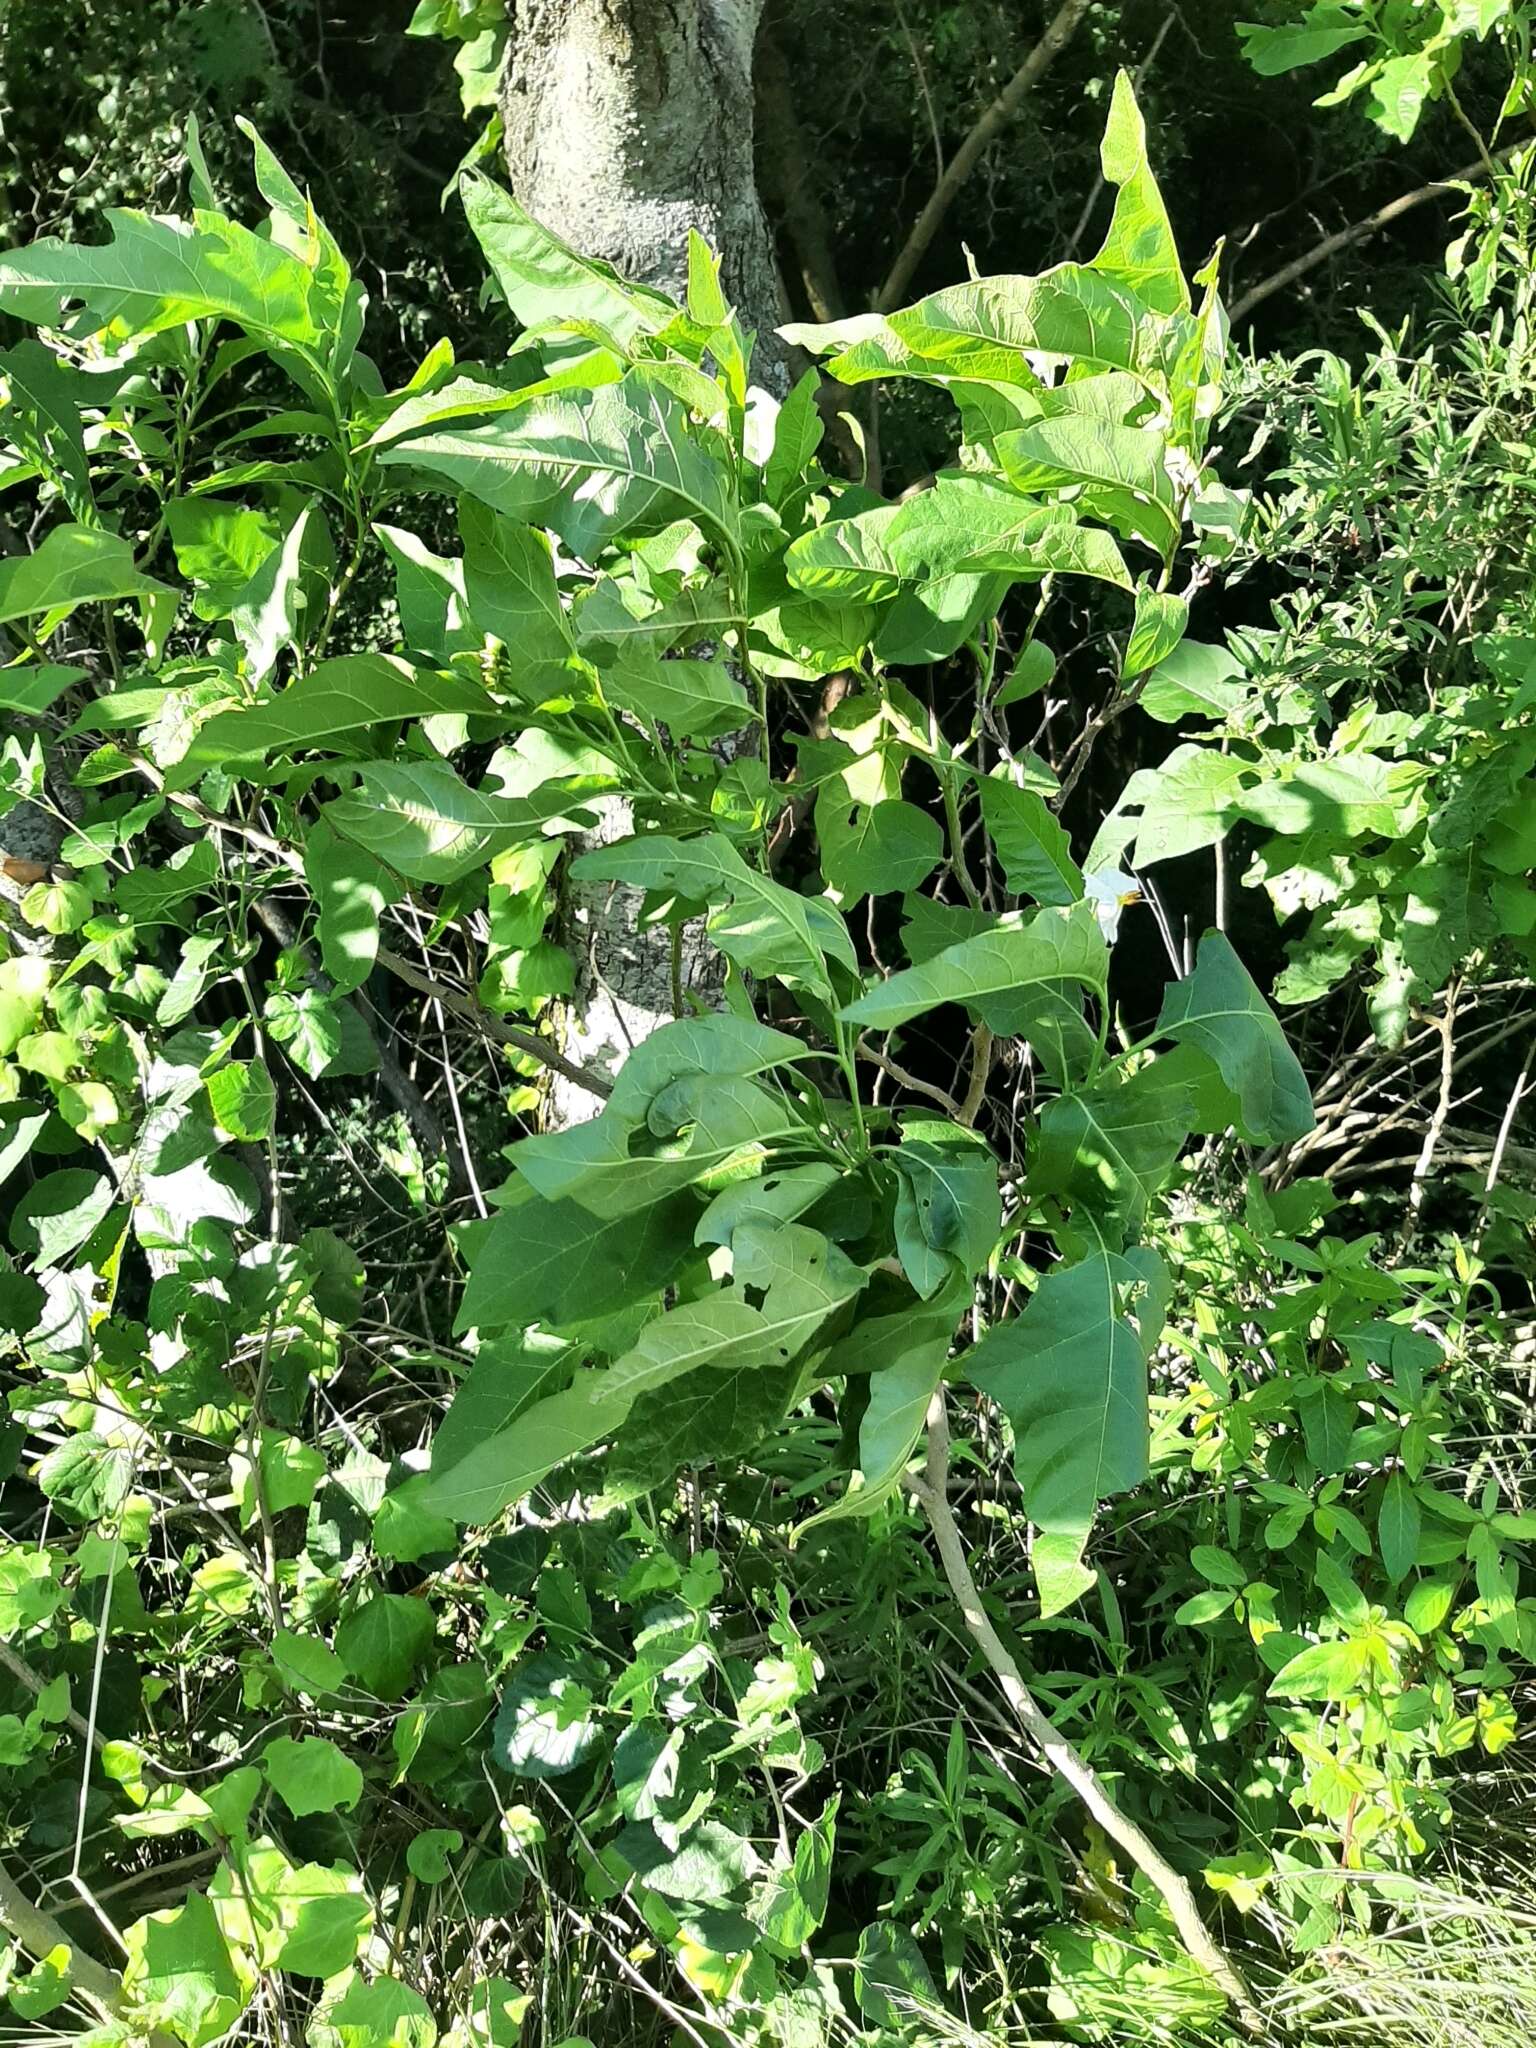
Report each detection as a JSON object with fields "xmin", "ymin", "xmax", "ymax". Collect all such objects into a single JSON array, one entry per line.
[
  {"xmin": 977, "ymin": 778, "xmax": 1082, "ymax": 905},
  {"xmin": 459, "ymin": 501, "xmax": 577, "ymax": 696},
  {"xmin": 994, "ymin": 415, "xmax": 1180, "ymax": 559},
  {"xmin": 841, "ymin": 900, "xmax": 1107, "ymax": 1029},
  {"xmin": 1090, "ymin": 70, "xmax": 1188, "ymax": 315},
  {"xmin": 380, "ymin": 376, "xmax": 738, "ymax": 556},
  {"xmin": 456, "ymin": 1184, "xmax": 701, "ymax": 1336},
  {"xmin": 419, "ymin": 1222, "xmax": 866, "ymax": 1522},
  {"xmin": 1155, "ymin": 931, "xmax": 1314, "ymax": 1144},
  {"xmin": 784, "ymin": 265, "xmax": 1171, "ymax": 393},
  {"xmin": 325, "ymin": 760, "xmax": 591, "ymax": 885},
  {"xmin": 600, "ymin": 650, "xmax": 748, "ymax": 739},
  {"xmin": 191, "ymin": 653, "xmax": 490, "ymax": 766},
  {"xmin": 0, "ymin": 207, "xmax": 323, "ymax": 344},
  {"xmin": 0, "ymin": 525, "xmax": 170, "ymax": 626},
  {"xmin": 460, "ymin": 171, "xmax": 676, "ymax": 343},
  {"xmin": 969, "ymin": 1241, "xmax": 1169, "ymax": 1613},
  {"xmin": 573, "ymin": 831, "xmax": 856, "ymax": 996}
]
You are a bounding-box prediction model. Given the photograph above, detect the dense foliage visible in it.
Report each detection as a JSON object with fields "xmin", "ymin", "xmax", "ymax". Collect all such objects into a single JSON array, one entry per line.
[{"xmin": 0, "ymin": 9, "xmax": 1531, "ymax": 2048}]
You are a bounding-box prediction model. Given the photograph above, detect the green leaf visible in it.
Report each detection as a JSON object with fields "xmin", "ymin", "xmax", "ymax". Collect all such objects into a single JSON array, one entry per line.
[
  {"xmin": 1093, "ymin": 742, "xmax": 1251, "ymax": 869},
  {"xmin": 617, "ymin": 1818, "xmax": 759, "ymax": 1902},
  {"xmin": 226, "ymin": 503, "xmax": 312, "ymax": 684},
  {"xmin": 1268, "ymin": 1637, "xmax": 1375, "ymax": 1702},
  {"xmin": 1174, "ymin": 1588, "xmax": 1236, "ymax": 1625},
  {"xmin": 206, "ymin": 1056, "xmax": 275, "ymax": 1143},
  {"xmin": 191, "ymin": 653, "xmax": 490, "ymax": 766},
  {"xmin": 459, "ymin": 171, "xmax": 674, "ymax": 344},
  {"xmin": 0, "ymin": 337, "xmax": 96, "ymax": 520},
  {"xmin": 1237, "ymin": 14, "xmax": 1372, "ymax": 76},
  {"xmin": 373, "ymin": 1489, "xmax": 458, "ymax": 1565},
  {"xmin": 336, "ymin": 1593, "xmax": 437, "ymax": 1700},
  {"xmin": 383, "ymin": 375, "xmax": 739, "ymax": 556},
  {"xmin": 891, "ymin": 1127, "xmax": 1001, "ymax": 1297},
  {"xmin": 306, "ymin": 824, "xmax": 402, "ymax": 994},
  {"xmin": 600, "ymin": 651, "xmax": 748, "ymax": 740},
  {"xmin": 509, "ymin": 1017, "xmax": 804, "ymax": 1216},
  {"xmin": 421, "ymin": 1222, "xmax": 865, "ymax": 1523},
  {"xmin": 977, "ymin": 778, "xmax": 1082, "ymax": 905},
  {"xmin": 818, "ymin": 794, "xmax": 944, "ymax": 903},
  {"xmin": 220, "ymin": 1845, "xmax": 373, "ymax": 1979},
  {"xmin": 573, "ymin": 832, "xmax": 856, "ymax": 997},
  {"xmin": 764, "ymin": 369, "xmax": 825, "ymax": 505},
  {"xmin": 165, "ymin": 496, "xmax": 280, "ymax": 616},
  {"xmin": 798, "ymin": 1297, "xmax": 959, "ymax": 1531},
  {"xmin": 996, "ymin": 638, "xmax": 1055, "ymax": 707},
  {"xmin": 753, "ymin": 1793, "xmax": 839, "ymax": 1951},
  {"xmin": 455, "ymin": 1184, "xmax": 700, "ymax": 1335},
  {"xmin": 1138, "ymin": 641, "xmax": 1244, "ymax": 722},
  {"xmin": 968, "ymin": 1242, "xmax": 1169, "ymax": 1614},
  {"xmin": 326, "ymin": 761, "xmax": 592, "ymax": 886},
  {"xmin": 0, "ymin": 661, "xmax": 86, "ymax": 715},
  {"xmin": 1378, "ymin": 1471, "xmax": 1421, "ymax": 1583},
  {"xmin": 261, "ymin": 1735, "xmax": 364, "ymax": 1818},
  {"xmin": 407, "ymin": 1829, "xmax": 465, "ymax": 1884},
  {"xmin": 122, "ymin": 1890, "xmax": 252, "ymax": 2048},
  {"xmin": 270, "ymin": 1629, "xmax": 346, "ymax": 1698},
  {"xmin": 460, "ymin": 501, "xmax": 577, "ymax": 694},
  {"xmin": 375, "ymin": 522, "xmax": 478, "ymax": 658},
  {"xmin": 840, "ymin": 900, "xmax": 1107, "ymax": 1043},
  {"xmin": 1369, "ymin": 52, "xmax": 1433, "ymax": 141},
  {"xmin": 1190, "ymin": 1544, "xmax": 1248, "ymax": 1588},
  {"xmin": 1155, "ymin": 931, "xmax": 1314, "ymax": 1144},
  {"xmin": 855, "ymin": 1923, "xmax": 939, "ymax": 2031},
  {"xmin": 493, "ymin": 1653, "xmax": 603, "ymax": 1779},
  {"xmin": 265, "ymin": 986, "xmax": 345, "ymax": 1080},
  {"xmin": 994, "ymin": 415, "xmax": 1180, "ymax": 559},
  {"xmin": 1030, "ymin": 1064, "xmax": 1198, "ymax": 1234},
  {"xmin": 309, "ymin": 1976, "xmax": 437, "ymax": 2048},
  {"xmin": 1089, "ymin": 71, "xmax": 1189, "ymax": 315},
  {"xmin": 609, "ymin": 1353, "xmax": 801, "ymax": 1492},
  {"xmin": 0, "ymin": 525, "xmax": 171, "ymax": 626},
  {"xmin": 231, "ymin": 1430, "xmax": 325, "ymax": 1522},
  {"xmin": 787, "ymin": 479, "xmax": 1131, "ymax": 635},
  {"xmin": 1125, "ymin": 587, "xmax": 1188, "ymax": 675},
  {"xmin": 0, "ymin": 207, "xmax": 323, "ymax": 343},
  {"xmin": 1313, "ymin": 1551, "xmax": 1370, "ymax": 1629},
  {"xmin": 785, "ymin": 265, "xmax": 1170, "ymax": 394},
  {"xmin": 1404, "ymin": 1578, "xmax": 1456, "ymax": 1635}
]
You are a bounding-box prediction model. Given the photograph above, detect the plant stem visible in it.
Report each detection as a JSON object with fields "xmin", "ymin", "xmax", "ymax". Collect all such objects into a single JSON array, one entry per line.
[{"xmin": 909, "ymin": 1395, "xmax": 1266, "ymax": 2034}]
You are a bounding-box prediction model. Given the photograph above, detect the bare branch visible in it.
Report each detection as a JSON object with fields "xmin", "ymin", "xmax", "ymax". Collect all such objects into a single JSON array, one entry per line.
[
  {"xmin": 375, "ymin": 945, "xmax": 615, "ymax": 1101},
  {"xmin": 910, "ymin": 1396, "xmax": 1264, "ymax": 2032},
  {"xmin": 875, "ymin": 0, "xmax": 1096, "ymax": 313},
  {"xmin": 1229, "ymin": 145, "xmax": 1518, "ymax": 323}
]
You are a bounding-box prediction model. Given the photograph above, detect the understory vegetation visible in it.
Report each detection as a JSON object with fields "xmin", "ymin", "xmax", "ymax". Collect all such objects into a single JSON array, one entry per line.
[{"xmin": 0, "ymin": 4, "xmax": 1532, "ymax": 2046}]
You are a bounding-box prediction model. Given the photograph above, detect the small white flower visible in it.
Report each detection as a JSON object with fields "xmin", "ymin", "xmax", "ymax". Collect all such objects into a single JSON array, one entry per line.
[{"xmin": 1085, "ymin": 866, "xmax": 1143, "ymax": 943}]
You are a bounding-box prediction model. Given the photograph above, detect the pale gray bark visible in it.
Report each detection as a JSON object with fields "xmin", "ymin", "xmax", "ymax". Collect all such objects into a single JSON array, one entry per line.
[
  {"xmin": 500, "ymin": 0, "xmax": 786, "ymax": 367},
  {"xmin": 499, "ymin": 0, "xmax": 784, "ymax": 1123}
]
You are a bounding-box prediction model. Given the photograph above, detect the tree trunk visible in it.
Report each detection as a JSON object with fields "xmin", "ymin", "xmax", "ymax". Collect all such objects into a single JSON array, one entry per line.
[
  {"xmin": 499, "ymin": 0, "xmax": 785, "ymax": 1123},
  {"xmin": 499, "ymin": 0, "xmax": 785, "ymax": 348}
]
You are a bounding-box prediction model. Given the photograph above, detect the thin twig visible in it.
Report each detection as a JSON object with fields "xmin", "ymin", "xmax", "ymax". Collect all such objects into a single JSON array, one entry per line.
[
  {"xmin": 909, "ymin": 1397, "xmax": 1264, "ymax": 2031},
  {"xmin": 1405, "ymin": 986, "xmax": 1460, "ymax": 1246},
  {"xmin": 875, "ymin": 0, "xmax": 1096, "ymax": 312},
  {"xmin": 1475, "ymin": 1045, "xmax": 1533, "ymax": 1250},
  {"xmin": 375, "ymin": 945, "xmax": 614, "ymax": 1100},
  {"xmin": 1229, "ymin": 144, "xmax": 1520, "ymax": 322}
]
